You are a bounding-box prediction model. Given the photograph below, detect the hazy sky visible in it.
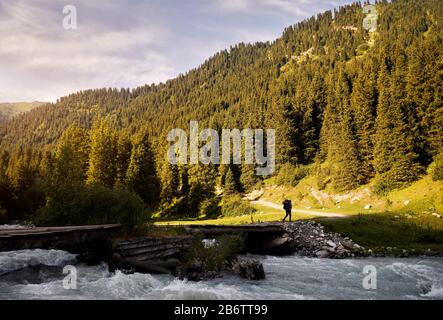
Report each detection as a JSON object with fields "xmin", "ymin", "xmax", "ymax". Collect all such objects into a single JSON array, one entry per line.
[{"xmin": 0, "ymin": 0, "xmax": 355, "ymax": 102}]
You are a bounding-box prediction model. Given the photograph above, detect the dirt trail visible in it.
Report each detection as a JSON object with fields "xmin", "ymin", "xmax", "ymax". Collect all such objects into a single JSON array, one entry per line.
[{"xmin": 251, "ymin": 199, "xmax": 347, "ymax": 218}]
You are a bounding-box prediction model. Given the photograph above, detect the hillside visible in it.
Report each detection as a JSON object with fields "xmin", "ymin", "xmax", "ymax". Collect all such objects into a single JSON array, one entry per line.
[
  {"xmin": 0, "ymin": 102, "xmax": 46, "ymax": 123},
  {"xmin": 0, "ymin": 0, "xmax": 442, "ymax": 225}
]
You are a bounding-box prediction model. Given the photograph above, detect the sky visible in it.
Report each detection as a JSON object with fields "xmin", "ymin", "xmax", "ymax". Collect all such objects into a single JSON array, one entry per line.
[{"xmin": 0, "ymin": 0, "xmax": 356, "ymax": 102}]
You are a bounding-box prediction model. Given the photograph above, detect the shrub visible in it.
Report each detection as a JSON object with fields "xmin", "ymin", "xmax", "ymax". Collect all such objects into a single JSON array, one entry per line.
[
  {"xmin": 275, "ymin": 163, "xmax": 310, "ymax": 187},
  {"xmin": 372, "ymin": 178, "xmax": 396, "ymax": 196},
  {"xmin": 316, "ymin": 166, "xmax": 331, "ymax": 190},
  {"xmin": 157, "ymin": 195, "xmax": 189, "ymax": 218},
  {"xmin": 220, "ymin": 195, "xmax": 256, "ymax": 217},
  {"xmin": 35, "ymin": 184, "xmax": 147, "ymax": 230},
  {"xmin": 198, "ymin": 197, "xmax": 221, "ymax": 218},
  {"xmin": 184, "ymin": 234, "xmax": 245, "ymax": 272},
  {"xmin": 432, "ymin": 151, "xmax": 443, "ymax": 181},
  {"xmin": 372, "ymin": 173, "xmax": 409, "ymax": 196}
]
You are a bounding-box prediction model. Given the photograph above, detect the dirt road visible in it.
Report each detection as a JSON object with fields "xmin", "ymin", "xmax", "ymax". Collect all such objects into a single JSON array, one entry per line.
[{"xmin": 251, "ymin": 199, "xmax": 347, "ymax": 218}]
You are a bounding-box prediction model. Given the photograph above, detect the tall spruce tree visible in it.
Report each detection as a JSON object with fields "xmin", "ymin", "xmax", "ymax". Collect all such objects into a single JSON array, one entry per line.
[
  {"xmin": 350, "ymin": 58, "xmax": 378, "ymax": 182},
  {"xmin": 126, "ymin": 129, "xmax": 160, "ymax": 207},
  {"xmin": 114, "ymin": 131, "xmax": 132, "ymax": 188},
  {"xmin": 87, "ymin": 120, "xmax": 118, "ymax": 188}
]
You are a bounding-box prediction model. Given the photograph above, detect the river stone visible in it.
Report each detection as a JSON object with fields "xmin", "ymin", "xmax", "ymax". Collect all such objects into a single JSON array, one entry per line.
[
  {"xmin": 232, "ymin": 259, "xmax": 265, "ymax": 280},
  {"xmin": 326, "ymin": 240, "xmax": 337, "ymax": 248},
  {"xmin": 341, "ymin": 240, "xmax": 355, "ymax": 250},
  {"xmin": 316, "ymin": 250, "xmax": 330, "ymax": 258}
]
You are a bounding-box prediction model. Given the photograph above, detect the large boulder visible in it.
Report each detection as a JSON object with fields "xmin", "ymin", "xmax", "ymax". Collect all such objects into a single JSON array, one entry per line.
[{"xmin": 231, "ymin": 258, "xmax": 265, "ymax": 280}]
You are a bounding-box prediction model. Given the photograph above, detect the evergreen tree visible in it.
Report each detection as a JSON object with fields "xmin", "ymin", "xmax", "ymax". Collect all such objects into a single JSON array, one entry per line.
[
  {"xmin": 350, "ymin": 58, "xmax": 378, "ymax": 182},
  {"xmin": 302, "ymin": 74, "xmax": 326, "ymax": 163},
  {"xmin": 224, "ymin": 167, "xmax": 237, "ymax": 194},
  {"xmin": 240, "ymin": 163, "xmax": 260, "ymax": 192},
  {"xmin": 49, "ymin": 124, "xmax": 90, "ymax": 188},
  {"xmin": 87, "ymin": 120, "xmax": 118, "ymax": 188},
  {"xmin": 114, "ymin": 131, "xmax": 132, "ymax": 188},
  {"xmin": 374, "ymin": 54, "xmax": 422, "ymax": 187},
  {"xmin": 126, "ymin": 130, "xmax": 160, "ymax": 207}
]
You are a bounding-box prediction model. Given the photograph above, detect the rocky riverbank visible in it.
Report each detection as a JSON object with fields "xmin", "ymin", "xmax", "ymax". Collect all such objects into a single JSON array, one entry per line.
[{"xmin": 279, "ymin": 221, "xmax": 363, "ymax": 258}]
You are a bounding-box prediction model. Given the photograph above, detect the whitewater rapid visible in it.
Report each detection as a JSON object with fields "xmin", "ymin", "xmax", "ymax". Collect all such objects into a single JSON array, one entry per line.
[{"xmin": 0, "ymin": 248, "xmax": 442, "ymax": 300}]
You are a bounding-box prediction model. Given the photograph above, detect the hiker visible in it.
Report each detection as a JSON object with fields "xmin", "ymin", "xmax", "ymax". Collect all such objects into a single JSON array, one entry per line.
[{"xmin": 282, "ymin": 199, "xmax": 292, "ymax": 222}]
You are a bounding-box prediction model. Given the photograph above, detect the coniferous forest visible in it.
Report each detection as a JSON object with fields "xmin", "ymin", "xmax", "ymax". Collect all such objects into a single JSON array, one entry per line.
[{"xmin": 0, "ymin": 0, "xmax": 442, "ymax": 227}]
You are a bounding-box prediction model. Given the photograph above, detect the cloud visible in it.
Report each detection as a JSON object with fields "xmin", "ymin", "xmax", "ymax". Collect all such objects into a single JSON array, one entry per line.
[
  {"xmin": 215, "ymin": 0, "xmax": 348, "ymax": 17},
  {"xmin": 0, "ymin": 0, "xmax": 354, "ymax": 102}
]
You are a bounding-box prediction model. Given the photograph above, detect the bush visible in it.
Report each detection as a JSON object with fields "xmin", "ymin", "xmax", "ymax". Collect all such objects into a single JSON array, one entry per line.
[
  {"xmin": 220, "ymin": 195, "xmax": 256, "ymax": 217},
  {"xmin": 372, "ymin": 178, "xmax": 396, "ymax": 196},
  {"xmin": 316, "ymin": 166, "xmax": 331, "ymax": 190},
  {"xmin": 184, "ymin": 234, "xmax": 244, "ymax": 272},
  {"xmin": 356, "ymin": 44, "xmax": 370, "ymax": 55},
  {"xmin": 35, "ymin": 184, "xmax": 147, "ymax": 230},
  {"xmin": 275, "ymin": 163, "xmax": 310, "ymax": 187},
  {"xmin": 157, "ymin": 195, "xmax": 189, "ymax": 218},
  {"xmin": 432, "ymin": 151, "xmax": 443, "ymax": 181},
  {"xmin": 372, "ymin": 172, "xmax": 411, "ymax": 196},
  {"xmin": 198, "ymin": 197, "xmax": 221, "ymax": 218}
]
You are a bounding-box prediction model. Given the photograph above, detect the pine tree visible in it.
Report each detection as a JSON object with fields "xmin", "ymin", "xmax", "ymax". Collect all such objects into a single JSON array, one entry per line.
[
  {"xmin": 224, "ymin": 167, "xmax": 237, "ymax": 194},
  {"xmin": 374, "ymin": 54, "xmax": 422, "ymax": 187},
  {"xmin": 126, "ymin": 130, "xmax": 160, "ymax": 207},
  {"xmin": 49, "ymin": 124, "xmax": 90, "ymax": 188},
  {"xmin": 87, "ymin": 120, "xmax": 118, "ymax": 188},
  {"xmin": 302, "ymin": 74, "xmax": 326, "ymax": 163},
  {"xmin": 240, "ymin": 163, "xmax": 259, "ymax": 192},
  {"xmin": 320, "ymin": 67, "xmax": 362, "ymax": 191},
  {"xmin": 350, "ymin": 58, "xmax": 378, "ymax": 182},
  {"xmin": 114, "ymin": 131, "xmax": 132, "ymax": 188},
  {"xmin": 266, "ymin": 93, "xmax": 302, "ymax": 165}
]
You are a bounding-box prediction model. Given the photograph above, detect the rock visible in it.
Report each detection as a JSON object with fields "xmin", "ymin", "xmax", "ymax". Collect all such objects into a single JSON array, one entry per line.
[
  {"xmin": 242, "ymin": 189, "xmax": 264, "ymax": 201},
  {"xmin": 403, "ymin": 200, "xmax": 410, "ymax": 206},
  {"xmin": 174, "ymin": 262, "xmax": 218, "ymax": 281},
  {"xmin": 326, "ymin": 240, "xmax": 337, "ymax": 248},
  {"xmin": 316, "ymin": 250, "xmax": 330, "ymax": 258},
  {"xmin": 232, "ymin": 258, "xmax": 265, "ymax": 280},
  {"xmin": 364, "ymin": 204, "xmax": 372, "ymax": 210},
  {"xmin": 202, "ymin": 239, "xmax": 217, "ymax": 248},
  {"xmin": 341, "ymin": 240, "xmax": 355, "ymax": 250}
]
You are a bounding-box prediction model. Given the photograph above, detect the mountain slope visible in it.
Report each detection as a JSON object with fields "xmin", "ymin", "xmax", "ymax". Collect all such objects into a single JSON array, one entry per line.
[
  {"xmin": 0, "ymin": 0, "xmax": 442, "ymax": 221},
  {"xmin": 0, "ymin": 102, "xmax": 46, "ymax": 123}
]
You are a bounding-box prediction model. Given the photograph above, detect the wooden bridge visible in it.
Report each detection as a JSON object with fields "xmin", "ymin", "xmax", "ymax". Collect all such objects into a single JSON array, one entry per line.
[{"xmin": 0, "ymin": 224, "xmax": 121, "ymax": 253}]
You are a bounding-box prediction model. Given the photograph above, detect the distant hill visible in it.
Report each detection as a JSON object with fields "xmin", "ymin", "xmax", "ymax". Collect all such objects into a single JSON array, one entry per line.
[{"xmin": 0, "ymin": 102, "xmax": 46, "ymax": 122}]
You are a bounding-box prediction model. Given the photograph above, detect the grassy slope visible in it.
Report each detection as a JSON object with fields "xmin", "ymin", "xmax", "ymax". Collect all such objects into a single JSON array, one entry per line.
[{"xmin": 156, "ymin": 174, "xmax": 443, "ymax": 251}]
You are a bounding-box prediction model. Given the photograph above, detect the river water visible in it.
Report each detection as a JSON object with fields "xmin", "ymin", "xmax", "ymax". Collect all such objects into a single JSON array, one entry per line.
[{"xmin": 0, "ymin": 248, "xmax": 442, "ymax": 300}]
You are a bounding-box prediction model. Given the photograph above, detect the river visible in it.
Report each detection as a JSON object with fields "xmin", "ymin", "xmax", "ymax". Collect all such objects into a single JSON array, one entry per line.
[{"xmin": 0, "ymin": 248, "xmax": 442, "ymax": 300}]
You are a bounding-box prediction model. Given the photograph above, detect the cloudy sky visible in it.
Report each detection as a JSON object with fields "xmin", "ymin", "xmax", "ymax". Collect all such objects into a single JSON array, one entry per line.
[{"xmin": 0, "ymin": 0, "xmax": 355, "ymax": 102}]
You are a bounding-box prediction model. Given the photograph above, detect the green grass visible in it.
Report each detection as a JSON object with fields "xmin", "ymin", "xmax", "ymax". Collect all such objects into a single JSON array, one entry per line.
[
  {"xmin": 319, "ymin": 212, "xmax": 443, "ymax": 253},
  {"xmin": 155, "ymin": 203, "xmax": 315, "ymax": 226},
  {"xmin": 154, "ymin": 173, "xmax": 443, "ymax": 253}
]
